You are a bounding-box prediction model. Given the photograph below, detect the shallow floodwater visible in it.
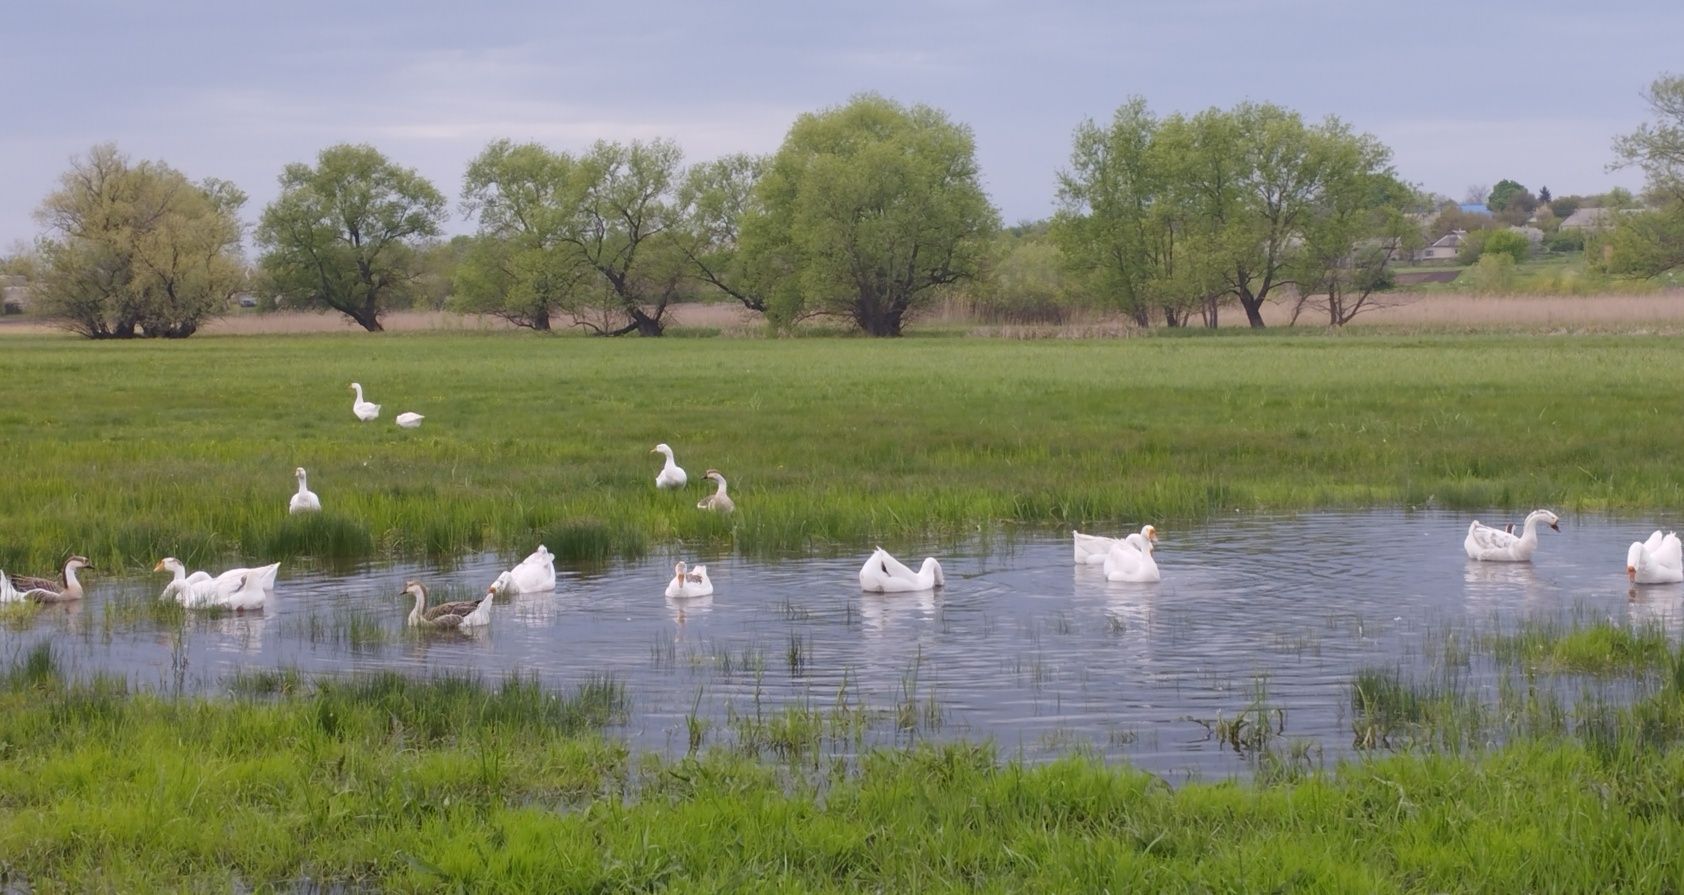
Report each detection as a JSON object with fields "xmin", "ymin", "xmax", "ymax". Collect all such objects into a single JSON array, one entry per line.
[{"xmin": 6, "ymin": 510, "xmax": 1681, "ymax": 779}]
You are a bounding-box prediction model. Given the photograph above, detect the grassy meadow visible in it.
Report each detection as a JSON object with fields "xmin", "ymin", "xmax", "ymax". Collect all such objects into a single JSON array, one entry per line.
[
  {"xmin": 4, "ymin": 646, "xmax": 1684, "ymax": 891},
  {"xmin": 3, "ymin": 328, "xmax": 1684, "ymax": 573}
]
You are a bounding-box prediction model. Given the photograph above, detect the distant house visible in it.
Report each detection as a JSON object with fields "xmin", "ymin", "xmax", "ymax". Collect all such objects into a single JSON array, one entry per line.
[
  {"xmin": 1457, "ymin": 202, "xmax": 1494, "ymax": 217},
  {"xmin": 1559, "ymin": 207, "xmax": 1619, "ymax": 231},
  {"xmin": 1416, "ymin": 230, "xmax": 1466, "ymax": 262},
  {"xmin": 0, "ymin": 275, "xmax": 28, "ymax": 314}
]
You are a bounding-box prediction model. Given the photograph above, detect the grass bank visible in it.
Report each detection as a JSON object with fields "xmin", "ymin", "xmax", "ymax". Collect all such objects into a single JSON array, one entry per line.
[
  {"xmin": 3, "ymin": 650, "xmax": 1684, "ymax": 891},
  {"xmin": 3, "ymin": 330, "xmax": 1683, "ymax": 571}
]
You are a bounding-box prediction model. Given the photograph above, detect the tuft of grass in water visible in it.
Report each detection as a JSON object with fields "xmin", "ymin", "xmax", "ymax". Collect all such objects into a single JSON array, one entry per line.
[
  {"xmin": 1487, "ymin": 618, "xmax": 1673, "ymax": 674},
  {"xmin": 7, "ymin": 332, "xmax": 1684, "ymax": 571}
]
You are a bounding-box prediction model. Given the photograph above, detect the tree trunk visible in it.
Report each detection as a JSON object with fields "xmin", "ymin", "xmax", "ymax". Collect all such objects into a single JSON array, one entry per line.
[
  {"xmin": 628, "ymin": 307, "xmax": 664, "ymax": 337},
  {"xmin": 851, "ymin": 287, "xmax": 904, "ymax": 337},
  {"xmin": 531, "ymin": 313, "xmax": 551, "ymax": 332},
  {"xmin": 348, "ymin": 305, "xmax": 384, "ymax": 332},
  {"xmin": 1237, "ymin": 286, "xmax": 1267, "ymax": 328}
]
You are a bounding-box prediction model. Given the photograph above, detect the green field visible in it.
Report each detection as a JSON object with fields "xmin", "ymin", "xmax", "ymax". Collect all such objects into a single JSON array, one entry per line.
[{"xmin": 3, "ymin": 330, "xmax": 1683, "ymax": 573}]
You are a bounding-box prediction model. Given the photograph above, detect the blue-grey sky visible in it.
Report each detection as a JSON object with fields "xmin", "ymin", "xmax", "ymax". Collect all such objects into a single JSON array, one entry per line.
[{"xmin": 2, "ymin": 0, "xmax": 1677, "ymax": 249}]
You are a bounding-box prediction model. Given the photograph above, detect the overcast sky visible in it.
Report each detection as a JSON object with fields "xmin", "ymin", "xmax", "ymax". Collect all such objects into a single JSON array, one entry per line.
[{"xmin": 2, "ymin": 0, "xmax": 1678, "ymax": 249}]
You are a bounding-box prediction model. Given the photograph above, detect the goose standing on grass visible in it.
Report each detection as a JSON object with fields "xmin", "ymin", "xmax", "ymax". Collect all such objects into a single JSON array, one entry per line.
[
  {"xmin": 651, "ymin": 443, "xmax": 688, "ymax": 489},
  {"xmin": 859, "ymin": 548, "xmax": 944, "ymax": 593},
  {"xmin": 696, "ymin": 469, "xmax": 735, "ymax": 513},
  {"xmin": 403, "ymin": 580, "xmax": 494, "ymax": 628},
  {"xmin": 1103, "ymin": 532, "xmax": 1161, "ymax": 583},
  {"xmin": 395, "ymin": 412, "xmax": 424, "ymax": 429},
  {"xmin": 490, "ymin": 545, "xmax": 557, "ymax": 595},
  {"xmin": 1627, "ymin": 530, "xmax": 1684, "ymax": 584},
  {"xmin": 1465, "ymin": 510, "xmax": 1561, "ymax": 562},
  {"xmin": 664, "ymin": 561, "xmax": 714, "ymax": 599},
  {"xmin": 0, "ymin": 556, "xmax": 93, "ymax": 603},
  {"xmin": 350, "ymin": 383, "xmax": 381, "ymax": 421},
  {"xmin": 1073, "ymin": 526, "xmax": 1158, "ymax": 565},
  {"xmin": 289, "ymin": 467, "xmax": 322, "ymax": 514}
]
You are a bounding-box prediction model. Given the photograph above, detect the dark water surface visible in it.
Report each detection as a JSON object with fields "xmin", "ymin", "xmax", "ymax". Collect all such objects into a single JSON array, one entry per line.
[{"xmin": 6, "ymin": 510, "xmax": 1680, "ymax": 779}]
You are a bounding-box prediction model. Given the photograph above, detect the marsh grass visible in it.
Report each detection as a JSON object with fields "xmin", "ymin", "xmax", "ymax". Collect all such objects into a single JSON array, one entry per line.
[
  {"xmin": 6, "ymin": 332, "xmax": 1684, "ymax": 571},
  {"xmin": 1487, "ymin": 617, "xmax": 1673, "ymax": 674},
  {"xmin": 7, "ymin": 649, "xmax": 1684, "ymax": 889}
]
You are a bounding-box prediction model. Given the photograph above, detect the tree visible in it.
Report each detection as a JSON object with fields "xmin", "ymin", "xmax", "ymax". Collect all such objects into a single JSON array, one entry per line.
[
  {"xmin": 673, "ymin": 153, "xmax": 769, "ymax": 314},
  {"xmin": 456, "ymin": 140, "xmax": 589, "ymax": 331},
  {"xmin": 1487, "ymin": 180, "xmax": 1528, "ymax": 212},
  {"xmin": 1054, "ymin": 97, "xmax": 1215, "ymax": 327},
  {"xmin": 556, "ymin": 139, "xmax": 687, "ymax": 337},
  {"xmin": 1288, "ymin": 149, "xmax": 1418, "ymax": 327},
  {"xmin": 1538, "ymin": 185, "xmax": 1552, "ymax": 205},
  {"xmin": 33, "ymin": 143, "xmax": 246, "ymax": 339},
  {"xmin": 1608, "ymin": 74, "xmax": 1684, "ymax": 276},
  {"xmin": 256, "ymin": 144, "xmax": 446, "ymax": 332},
  {"xmin": 741, "ymin": 94, "xmax": 999, "ymax": 336},
  {"xmin": 1159, "ymin": 103, "xmax": 1395, "ymax": 328}
]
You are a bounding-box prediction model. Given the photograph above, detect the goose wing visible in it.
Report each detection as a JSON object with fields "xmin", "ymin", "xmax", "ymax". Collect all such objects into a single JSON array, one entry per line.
[
  {"xmin": 426, "ymin": 600, "xmax": 484, "ymax": 621},
  {"xmin": 1466, "ymin": 521, "xmax": 1518, "ymax": 552}
]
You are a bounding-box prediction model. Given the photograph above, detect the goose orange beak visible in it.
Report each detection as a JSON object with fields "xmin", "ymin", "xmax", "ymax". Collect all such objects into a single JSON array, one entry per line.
[
  {"xmin": 1628, "ymin": 565, "xmax": 1638, "ymax": 582},
  {"xmin": 152, "ymin": 560, "xmax": 164, "ymax": 572}
]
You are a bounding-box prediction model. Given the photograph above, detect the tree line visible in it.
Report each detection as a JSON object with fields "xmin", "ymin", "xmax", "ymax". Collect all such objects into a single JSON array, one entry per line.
[{"xmin": 14, "ymin": 79, "xmax": 1683, "ymax": 339}]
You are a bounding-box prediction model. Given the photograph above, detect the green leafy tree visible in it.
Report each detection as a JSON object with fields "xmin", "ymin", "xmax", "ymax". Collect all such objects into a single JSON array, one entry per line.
[
  {"xmin": 673, "ymin": 153, "xmax": 769, "ymax": 314},
  {"xmin": 34, "ymin": 143, "xmax": 247, "ymax": 339},
  {"xmin": 742, "ymin": 94, "xmax": 999, "ymax": 336},
  {"xmin": 1538, "ymin": 185, "xmax": 1552, "ymax": 204},
  {"xmin": 256, "ymin": 144, "xmax": 446, "ymax": 332},
  {"xmin": 1288, "ymin": 147, "xmax": 1418, "ymax": 327},
  {"xmin": 456, "ymin": 141, "xmax": 589, "ymax": 331},
  {"xmin": 1608, "ymin": 74, "xmax": 1684, "ymax": 276},
  {"xmin": 1054, "ymin": 97, "xmax": 1215, "ymax": 327},
  {"xmin": 969, "ymin": 230, "xmax": 1072, "ymax": 324},
  {"xmin": 560, "ymin": 139, "xmax": 687, "ymax": 336}
]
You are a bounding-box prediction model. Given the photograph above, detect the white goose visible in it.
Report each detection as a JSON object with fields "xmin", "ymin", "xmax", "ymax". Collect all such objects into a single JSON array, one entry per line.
[
  {"xmin": 1103, "ymin": 532, "xmax": 1161, "ymax": 583},
  {"xmin": 1627, "ymin": 530, "xmax": 1684, "ymax": 584},
  {"xmin": 1464, "ymin": 510, "xmax": 1560, "ymax": 562},
  {"xmin": 154, "ymin": 557, "xmax": 213, "ymax": 602},
  {"xmin": 350, "ymin": 383, "xmax": 381, "ymax": 421},
  {"xmin": 651, "ymin": 443, "xmax": 688, "ymax": 489},
  {"xmin": 859, "ymin": 547, "xmax": 944, "ymax": 593},
  {"xmin": 159, "ymin": 560, "xmax": 281, "ymax": 609},
  {"xmin": 1, "ymin": 556, "xmax": 93, "ymax": 603},
  {"xmin": 664, "ymin": 561, "xmax": 714, "ymax": 599},
  {"xmin": 696, "ymin": 469, "xmax": 734, "ymax": 513},
  {"xmin": 289, "ymin": 467, "xmax": 322, "ymax": 514},
  {"xmin": 1073, "ymin": 525, "xmax": 1158, "ymax": 565},
  {"xmin": 490, "ymin": 545, "xmax": 557, "ymax": 595},
  {"xmin": 403, "ymin": 580, "xmax": 493, "ymax": 628},
  {"xmin": 395, "ymin": 412, "xmax": 424, "ymax": 429}
]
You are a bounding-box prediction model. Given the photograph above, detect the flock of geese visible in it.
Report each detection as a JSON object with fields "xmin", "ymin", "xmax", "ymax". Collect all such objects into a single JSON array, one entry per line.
[{"xmin": 4, "ymin": 382, "xmax": 1683, "ymax": 621}]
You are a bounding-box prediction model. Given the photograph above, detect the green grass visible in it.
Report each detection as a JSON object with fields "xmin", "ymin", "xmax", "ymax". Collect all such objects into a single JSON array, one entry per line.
[
  {"xmin": 6, "ymin": 659, "xmax": 1684, "ymax": 891},
  {"xmin": 4, "ymin": 329, "xmax": 1684, "ymax": 572},
  {"xmin": 1488, "ymin": 618, "xmax": 1675, "ymax": 674}
]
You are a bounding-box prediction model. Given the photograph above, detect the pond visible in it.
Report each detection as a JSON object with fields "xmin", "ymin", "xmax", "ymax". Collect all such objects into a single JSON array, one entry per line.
[{"xmin": 5, "ymin": 510, "xmax": 1680, "ymax": 780}]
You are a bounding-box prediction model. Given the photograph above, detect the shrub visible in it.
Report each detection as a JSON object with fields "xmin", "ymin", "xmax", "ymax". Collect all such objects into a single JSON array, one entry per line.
[{"xmin": 1481, "ymin": 229, "xmax": 1531, "ymax": 264}]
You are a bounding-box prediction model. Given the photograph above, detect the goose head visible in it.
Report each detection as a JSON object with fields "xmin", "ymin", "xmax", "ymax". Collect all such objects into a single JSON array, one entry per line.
[
  {"xmin": 652, "ymin": 443, "xmax": 674, "ymax": 458},
  {"xmin": 400, "ymin": 579, "xmax": 426, "ymax": 600},
  {"xmin": 703, "ymin": 469, "xmax": 726, "ymax": 485},
  {"xmin": 1627, "ymin": 541, "xmax": 1645, "ymax": 582},
  {"xmin": 672, "ymin": 561, "xmax": 688, "ymax": 582},
  {"xmin": 153, "ymin": 557, "xmax": 183, "ymax": 575},
  {"xmin": 1529, "ymin": 509, "xmax": 1561, "ymax": 532},
  {"xmin": 490, "ymin": 571, "xmax": 513, "ymax": 595},
  {"xmin": 1141, "ymin": 525, "xmax": 1158, "ymax": 544},
  {"xmin": 64, "ymin": 555, "xmax": 93, "ymax": 573},
  {"xmin": 294, "ymin": 466, "xmax": 308, "ymax": 480}
]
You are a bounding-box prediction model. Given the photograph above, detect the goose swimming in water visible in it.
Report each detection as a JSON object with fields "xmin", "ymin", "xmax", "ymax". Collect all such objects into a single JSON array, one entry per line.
[
  {"xmin": 402, "ymin": 580, "xmax": 494, "ymax": 628},
  {"xmin": 1, "ymin": 555, "xmax": 93, "ymax": 603}
]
